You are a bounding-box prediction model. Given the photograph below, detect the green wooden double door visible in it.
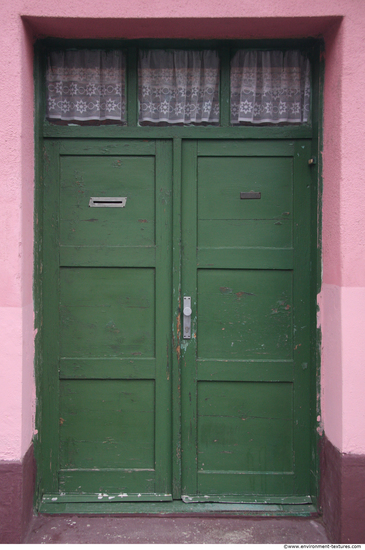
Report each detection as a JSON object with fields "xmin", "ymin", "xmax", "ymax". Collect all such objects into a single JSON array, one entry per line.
[{"xmin": 42, "ymin": 137, "xmax": 313, "ymax": 506}]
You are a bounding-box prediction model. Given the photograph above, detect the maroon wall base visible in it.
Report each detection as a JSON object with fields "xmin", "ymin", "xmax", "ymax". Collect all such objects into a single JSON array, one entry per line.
[
  {"xmin": 320, "ymin": 435, "xmax": 365, "ymax": 543},
  {"xmin": 2, "ymin": 438, "xmax": 365, "ymax": 543},
  {"xmin": 0, "ymin": 444, "xmax": 35, "ymax": 543}
]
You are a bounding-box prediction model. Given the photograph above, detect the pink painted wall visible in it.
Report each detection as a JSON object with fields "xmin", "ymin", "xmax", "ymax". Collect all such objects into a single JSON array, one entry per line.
[
  {"xmin": 0, "ymin": 0, "xmax": 365, "ymax": 461},
  {"xmin": 0, "ymin": 10, "xmax": 35, "ymax": 460}
]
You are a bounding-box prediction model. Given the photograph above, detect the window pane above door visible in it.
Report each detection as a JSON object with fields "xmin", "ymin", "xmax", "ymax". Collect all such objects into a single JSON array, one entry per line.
[
  {"xmin": 230, "ymin": 50, "xmax": 311, "ymax": 125},
  {"xmin": 138, "ymin": 50, "xmax": 220, "ymax": 125},
  {"xmin": 44, "ymin": 46, "xmax": 312, "ymax": 127},
  {"xmin": 46, "ymin": 50, "xmax": 126, "ymax": 122}
]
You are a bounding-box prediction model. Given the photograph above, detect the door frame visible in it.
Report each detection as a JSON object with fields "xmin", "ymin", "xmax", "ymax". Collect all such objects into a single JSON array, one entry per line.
[{"xmin": 33, "ymin": 38, "xmax": 323, "ymax": 514}]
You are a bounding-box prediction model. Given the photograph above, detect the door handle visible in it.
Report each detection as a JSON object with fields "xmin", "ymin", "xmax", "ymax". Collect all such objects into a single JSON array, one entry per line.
[{"xmin": 183, "ymin": 296, "xmax": 192, "ymax": 339}]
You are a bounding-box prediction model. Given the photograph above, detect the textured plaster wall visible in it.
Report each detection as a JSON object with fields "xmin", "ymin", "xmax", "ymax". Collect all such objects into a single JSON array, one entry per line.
[
  {"xmin": 0, "ymin": 0, "xmax": 364, "ymax": 460},
  {"xmin": 0, "ymin": 14, "xmax": 35, "ymax": 460},
  {"xmin": 320, "ymin": 8, "xmax": 365, "ymax": 454}
]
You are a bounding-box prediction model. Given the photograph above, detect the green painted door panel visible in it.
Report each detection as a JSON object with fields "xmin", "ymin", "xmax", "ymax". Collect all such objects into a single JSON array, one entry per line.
[
  {"xmin": 197, "ymin": 269, "xmax": 293, "ymax": 360},
  {"xmin": 197, "ymin": 381, "xmax": 293, "ymax": 470},
  {"xmin": 60, "ymin": 267, "xmax": 155, "ymax": 358},
  {"xmin": 60, "ymin": 155, "xmax": 156, "ymax": 248},
  {"xmin": 59, "ymin": 380, "xmax": 155, "ymax": 470},
  {"xmin": 42, "ymin": 139, "xmax": 172, "ymax": 502},
  {"xmin": 198, "ymin": 156, "xmax": 293, "ymax": 249},
  {"xmin": 181, "ymin": 140, "xmax": 312, "ymax": 502}
]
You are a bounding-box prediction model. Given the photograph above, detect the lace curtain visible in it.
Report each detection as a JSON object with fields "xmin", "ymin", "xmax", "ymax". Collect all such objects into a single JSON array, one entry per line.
[
  {"xmin": 230, "ymin": 50, "xmax": 310, "ymax": 124},
  {"xmin": 45, "ymin": 48, "xmax": 311, "ymax": 125},
  {"xmin": 46, "ymin": 50, "xmax": 126, "ymax": 121},
  {"xmin": 138, "ymin": 50, "xmax": 220, "ymax": 125}
]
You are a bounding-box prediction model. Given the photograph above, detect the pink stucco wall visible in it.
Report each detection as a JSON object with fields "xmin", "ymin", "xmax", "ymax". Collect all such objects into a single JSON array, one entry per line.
[{"xmin": 0, "ymin": 0, "xmax": 365, "ymax": 461}]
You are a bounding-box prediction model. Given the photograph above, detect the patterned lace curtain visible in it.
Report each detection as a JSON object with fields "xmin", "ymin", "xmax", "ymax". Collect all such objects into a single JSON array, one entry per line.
[
  {"xmin": 46, "ymin": 50, "xmax": 126, "ymax": 121},
  {"xmin": 230, "ymin": 50, "xmax": 310, "ymax": 124},
  {"xmin": 139, "ymin": 50, "xmax": 220, "ymax": 125}
]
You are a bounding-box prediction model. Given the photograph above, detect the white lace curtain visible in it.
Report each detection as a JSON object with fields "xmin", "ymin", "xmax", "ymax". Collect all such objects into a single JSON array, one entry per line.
[
  {"xmin": 46, "ymin": 50, "xmax": 126, "ymax": 121},
  {"xmin": 138, "ymin": 50, "xmax": 220, "ymax": 124},
  {"xmin": 45, "ymin": 48, "xmax": 311, "ymax": 125},
  {"xmin": 230, "ymin": 50, "xmax": 310, "ymax": 124}
]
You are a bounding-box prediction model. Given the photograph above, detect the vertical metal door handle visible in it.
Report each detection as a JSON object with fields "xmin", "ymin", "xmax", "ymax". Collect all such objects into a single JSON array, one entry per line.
[{"xmin": 183, "ymin": 296, "xmax": 192, "ymax": 339}]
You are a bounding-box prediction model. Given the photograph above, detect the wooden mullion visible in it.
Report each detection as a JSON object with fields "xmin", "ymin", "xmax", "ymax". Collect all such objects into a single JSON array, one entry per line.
[
  {"xmin": 59, "ymin": 139, "xmax": 155, "ymax": 155},
  {"xmin": 172, "ymin": 138, "xmax": 182, "ymax": 499},
  {"xmin": 220, "ymin": 48, "xmax": 231, "ymax": 127},
  {"xmin": 43, "ymin": 124, "xmax": 313, "ymax": 140},
  {"xmin": 181, "ymin": 140, "xmax": 198, "ymax": 497},
  {"xmin": 154, "ymin": 140, "xmax": 173, "ymax": 496},
  {"xmin": 127, "ymin": 47, "xmax": 138, "ymax": 127}
]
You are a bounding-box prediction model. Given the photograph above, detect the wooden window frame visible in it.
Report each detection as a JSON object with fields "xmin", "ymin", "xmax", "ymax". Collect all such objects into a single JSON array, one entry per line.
[{"xmin": 37, "ymin": 38, "xmax": 321, "ymax": 139}]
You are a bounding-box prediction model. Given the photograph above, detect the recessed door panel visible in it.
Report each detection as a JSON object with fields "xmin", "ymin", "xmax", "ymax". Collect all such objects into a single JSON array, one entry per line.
[
  {"xmin": 60, "ymin": 267, "xmax": 155, "ymax": 358},
  {"xmin": 59, "ymin": 379, "xmax": 155, "ymax": 469},
  {"xmin": 198, "ymin": 156, "xmax": 293, "ymax": 249},
  {"xmin": 60, "ymin": 155, "xmax": 156, "ymax": 247},
  {"xmin": 197, "ymin": 269, "xmax": 293, "ymax": 360},
  {"xmin": 197, "ymin": 381, "xmax": 294, "ymax": 471}
]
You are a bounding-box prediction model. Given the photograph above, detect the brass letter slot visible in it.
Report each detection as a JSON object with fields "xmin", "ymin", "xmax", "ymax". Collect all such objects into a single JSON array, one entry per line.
[
  {"xmin": 89, "ymin": 197, "xmax": 127, "ymax": 208},
  {"xmin": 240, "ymin": 192, "xmax": 261, "ymax": 199}
]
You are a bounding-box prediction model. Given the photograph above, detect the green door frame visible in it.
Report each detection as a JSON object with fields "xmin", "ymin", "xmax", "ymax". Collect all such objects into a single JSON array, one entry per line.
[{"xmin": 33, "ymin": 38, "xmax": 323, "ymax": 514}]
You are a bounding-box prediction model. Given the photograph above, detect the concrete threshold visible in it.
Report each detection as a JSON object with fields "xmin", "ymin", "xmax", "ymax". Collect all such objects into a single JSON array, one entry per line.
[{"xmin": 24, "ymin": 515, "xmax": 330, "ymax": 544}]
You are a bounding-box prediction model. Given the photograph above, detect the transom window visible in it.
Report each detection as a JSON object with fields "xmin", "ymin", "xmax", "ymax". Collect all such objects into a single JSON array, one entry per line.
[
  {"xmin": 138, "ymin": 50, "xmax": 220, "ymax": 125},
  {"xmin": 46, "ymin": 50, "xmax": 126, "ymax": 122},
  {"xmin": 45, "ymin": 47, "xmax": 311, "ymax": 126}
]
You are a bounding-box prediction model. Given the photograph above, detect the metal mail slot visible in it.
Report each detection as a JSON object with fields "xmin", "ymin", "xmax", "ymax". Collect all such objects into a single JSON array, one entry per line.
[
  {"xmin": 89, "ymin": 197, "xmax": 127, "ymax": 208},
  {"xmin": 240, "ymin": 192, "xmax": 261, "ymax": 199}
]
